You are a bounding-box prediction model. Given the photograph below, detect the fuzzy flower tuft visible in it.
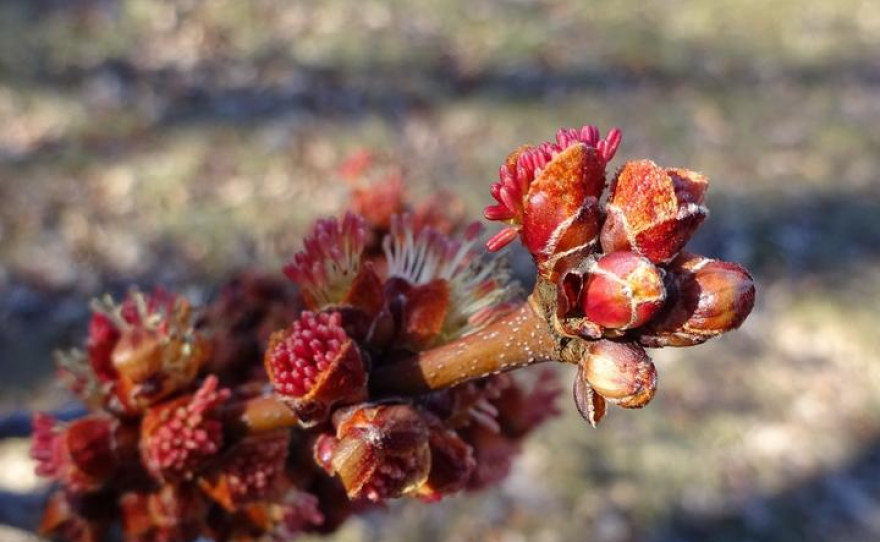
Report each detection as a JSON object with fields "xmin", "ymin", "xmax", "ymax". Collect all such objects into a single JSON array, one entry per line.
[
  {"xmin": 265, "ymin": 311, "xmax": 367, "ymax": 426},
  {"xmin": 283, "ymin": 212, "xmax": 367, "ymax": 310},
  {"xmin": 141, "ymin": 376, "xmax": 231, "ymax": 481},
  {"xmin": 383, "ymin": 215, "xmax": 520, "ymax": 339}
]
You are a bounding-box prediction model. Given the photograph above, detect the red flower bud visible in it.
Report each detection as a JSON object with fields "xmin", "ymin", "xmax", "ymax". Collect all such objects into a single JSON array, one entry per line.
[
  {"xmin": 638, "ymin": 253, "xmax": 756, "ymax": 347},
  {"xmin": 99, "ymin": 291, "xmax": 210, "ymax": 412},
  {"xmin": 265, "ymin": 311, "xmax": 367, "ymax": 426},
  {"xmin": 580, "ymin": 340, "xmax": 657, "ymax": 408},
  {"xmin": 31, "ymin": 413, "xmax": 127, "ymax": 492},
  {"xmin": 199, "ymin": 431, "xmax": 290, "ymax": 511},
  {"xmin": 318, "ymin": 404, "xmax": 431, "ymax": 502},
  {"xmin": 283, "ymin": 212, "xmax": 368, "ymax": 311},
  {"xmin": 140, "ymin": 376, "xmax": 230, "ymax": 481},
  {"xmin": 582, "ymin": 251, "xmax": 666, "ymax": 331},
  {"xmin": 601, "ymin": 160, "xmax": 709, "ymax": 264},
  {"xmin": 484, "ymin": 125, "xmax": 621, "ymax": 274}
]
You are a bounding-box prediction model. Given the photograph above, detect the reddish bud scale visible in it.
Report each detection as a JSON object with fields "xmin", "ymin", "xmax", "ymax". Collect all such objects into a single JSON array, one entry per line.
[
  {"xmin": 601, "ymin": 160, "xmax": 709, "ymax": 264},
  {"xmin": 265, "ymin": 310, "xmax": 367, "ymax": 426},
  {"xmin": 582, "ymin": 251, "xmax": 666, "ymax": 331},
  {"xmin": 141, "ymin": 376, "xmax": 230, "ymax": 481}
]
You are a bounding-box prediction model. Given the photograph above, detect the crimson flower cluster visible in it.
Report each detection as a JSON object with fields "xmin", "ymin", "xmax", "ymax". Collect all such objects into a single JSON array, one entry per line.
[
  {"xmin": 484, "ymin": 125, "xmax": 755, "ymax": 425},
  {"xmin": 30, "ymin": 122, "xmax": 755, "ymax": 542}
]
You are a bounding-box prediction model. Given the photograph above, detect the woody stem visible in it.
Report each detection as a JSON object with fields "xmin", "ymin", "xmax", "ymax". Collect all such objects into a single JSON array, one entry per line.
[
  {"xmin": 372, "ymin": 296, "xmax": 564, "ymax": 395},
  {"xmin": 236, "ymin": 289, "xmax": 572, "ymax": 432}
]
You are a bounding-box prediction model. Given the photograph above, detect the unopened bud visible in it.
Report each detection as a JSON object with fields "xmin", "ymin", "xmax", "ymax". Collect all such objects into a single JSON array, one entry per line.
[
  {"xmin": 581, "ymin": 340, "xmax": 657, "ymax": 408},
  {"xmin": 638, "ymin": 253, "xmax": 756, "ymax": 347},
  {"xmin": 582, "ymin": 251, "xmax": 666, "ymax": 331}
]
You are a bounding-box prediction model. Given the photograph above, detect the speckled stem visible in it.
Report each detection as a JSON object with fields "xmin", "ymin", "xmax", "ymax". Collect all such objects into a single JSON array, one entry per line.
[{"xmin": 372, "ymin": 298, "xmax": 565, "ymax": 395}]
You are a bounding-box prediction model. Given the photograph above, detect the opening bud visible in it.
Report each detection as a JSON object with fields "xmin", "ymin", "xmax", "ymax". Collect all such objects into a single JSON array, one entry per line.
[
  {"xmin": 601, "ymin": 160, "xmax": 709, "ymax": 264},
  {"xmin": 265, "ymin": 310, "xmax": 368, "ymax": 426},
  {"xmin": 140, "ymin": 375, "xmax": 230, "ymax": 482},
  {"xmin": 317, "ymin": 403, "xmax": 431, "ymax": 502}
]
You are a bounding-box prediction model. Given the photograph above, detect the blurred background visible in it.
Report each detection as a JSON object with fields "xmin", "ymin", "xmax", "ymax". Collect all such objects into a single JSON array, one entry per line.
[{"xmin": 1, "ymin": 1, "xmax": 879, "ymax": 541}]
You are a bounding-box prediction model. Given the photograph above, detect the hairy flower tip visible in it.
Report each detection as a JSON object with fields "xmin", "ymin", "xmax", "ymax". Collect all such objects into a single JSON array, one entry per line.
[
  {"xmin": 200, "ymin": 431, "xmax": 290, "ymax": 511},
  {"xmin": 90, "ymin": 289, "xmax": 210, "ymax": 412},
  {"xmin": 320, "ymin": 404, "xmax": 431, "ymax": 502},
  {"xmin": 121, "ymin": 485, "xmax": 207, "ymax": 542},
  {"xmin": 601, "ymin": 160, "xmax": 709, "ymax": 264},
  {"xmin": 484, "ymin": 124, "xmax": 621, "ymax": 254},
  {"xmin": 283, "ymin": 212, "xmax": 367, "ymax": 311},
  {"xmin": 384, "ymin": 215, "xmax": 521, "ymax": 340},
  {"xmin": 582, "ymin": 251, "xmax": 666, "ymax": 331},
  {"xmin": 581, "ymin": 340, "xmax": 657, "ymax": 409},
  {"xmin": 141, "ymin": 375, "xmax": 230, "ymax": 481},
  {"xmin": 31, "ymin": 413, "xmax": 121, "ymax": 493},
  {"xmin": 637, "ymin": 253, "xmax": 756, "ymax": 347},
  {"xmin": 265, "ymin": 310, "xmax": 367, "ymax": 427}
]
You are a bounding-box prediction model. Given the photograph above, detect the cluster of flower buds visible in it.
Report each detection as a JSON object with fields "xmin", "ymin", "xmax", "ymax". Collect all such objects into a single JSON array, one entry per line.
[
  {"xmin": 33, "ymin": 158, "xmax": 555, "ymax": 542},
  {"xmin": 32, "ymin": 121, "xmax": 755, "ymax": 542},
  {"xmin": 484, "ymin": 124, "xmax": 755, "ymax": 426}
]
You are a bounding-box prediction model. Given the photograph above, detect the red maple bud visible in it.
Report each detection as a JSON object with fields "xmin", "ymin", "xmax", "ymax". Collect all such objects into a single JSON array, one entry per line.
[
  {"xmin": 121, "ymin": 484, "xmax": 207, "ymax": 542},
  {"xmin": 637, "ymin": 252, "xmax": 756, "ymax": 347},
  {"xmin": 601, "ymin": 160, "xmax": 709, "ymax": 264},
  {"xmin": 416, "ymin": 415, "xmax": 476, "ymax": 501},
  {"xmin": 318, "ymin": 403, "xmax": 431, "ymax": 502},
  {"xmin": 199, "ymin": 431, "xmax": 290, "ymax": 511},
  {"xmin": 580, "ymin": 340, "xmax": 657, "ymax": 409},
  {"xmin": 582, "ymin": 251, "xmax": 666, "ymax": 331},
  {"xmin": 92, "ymin": 291, "xmax": 212, "ymax": 412},
  {"xmin": 264, "ymin": 310, "xmax": 367, "ymax": 426},
  {"xmin": 31, "ymin": 413, "xmax": 126, "ymax": 492},
  {"xmin": 283, "ymin": 212, "xmax": 368, "ymax": 311},
  {"xmin": 140, "ymin": 375, "xmax": 231, "ymax": 482},
  {"xmin": 383, "ymin": 215, "xmax": 520, "ymax": 344},
  {"xmin": 484, "ymin": 125, "xmax": 621, "ymax": 269}
]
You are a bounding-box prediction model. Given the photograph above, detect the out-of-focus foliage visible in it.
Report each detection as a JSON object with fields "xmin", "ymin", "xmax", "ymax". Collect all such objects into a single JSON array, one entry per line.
[{"xmin": 1, "ymin": 1, "xmax": 879, "ymax": 541}]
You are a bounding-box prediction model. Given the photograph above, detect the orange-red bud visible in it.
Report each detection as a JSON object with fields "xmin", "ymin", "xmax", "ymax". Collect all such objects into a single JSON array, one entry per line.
[
  {"xmin": 582, "ymin": 251, "xmax": 666, "ymax": 331},
  {"xmin": 601, "ymin": 160, "xmax": 709, "ymax": 264}
]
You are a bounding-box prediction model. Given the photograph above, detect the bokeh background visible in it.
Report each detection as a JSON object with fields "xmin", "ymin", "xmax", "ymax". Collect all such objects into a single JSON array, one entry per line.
[{"xmin": 1, "ymin": 1, "xmax": 880, "ymax": 541}]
